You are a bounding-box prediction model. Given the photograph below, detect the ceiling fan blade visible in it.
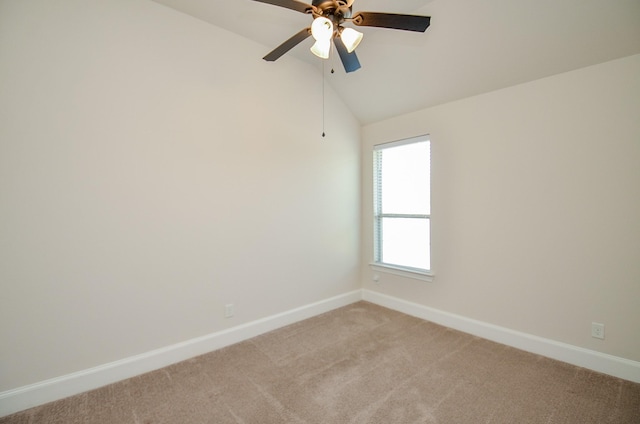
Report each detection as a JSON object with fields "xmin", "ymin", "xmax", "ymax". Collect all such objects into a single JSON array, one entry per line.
[
  {"xmin": 251, "ymin": 0, "xmax": 313, "ymax": 14},
  {"xmin": 353, "ymin": 12, "xmax": 431, "ymax": 32},
  {"xmin": 263, "ymin": 28, "xmax": 311, "ymax": 62},
  {"xmin": 334, "ymin": 37, "xmax": 361, "ymax": 73}
]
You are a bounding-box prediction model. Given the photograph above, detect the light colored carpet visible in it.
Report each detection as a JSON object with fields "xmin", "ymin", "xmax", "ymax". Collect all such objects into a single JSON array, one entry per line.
[{"xmin": 2, "ymin": 301, "xmax": 639, "ymax": 423}]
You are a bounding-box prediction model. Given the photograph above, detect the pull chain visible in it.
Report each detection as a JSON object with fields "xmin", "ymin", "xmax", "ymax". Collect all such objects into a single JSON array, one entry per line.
[
  {"xmin": 322, "ymin": 60, "xmax": 325, "ymax": 138},
  {"xmin": 330, "ymin": 41, "xmax": 336, "ymax": 74},
  {"xmin": 321, "ymin": 47, "xmax": 336, "ymax": 138}
]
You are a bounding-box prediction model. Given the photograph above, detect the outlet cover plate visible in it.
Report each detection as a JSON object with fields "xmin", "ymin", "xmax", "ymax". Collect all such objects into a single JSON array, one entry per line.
[
  {"xmin": 225, "ymin": 304, "xmax": 235, "ymax": 318},
  {"xmin": 591, "ymin": 322, "xmax": 605, "ymax": 339}
]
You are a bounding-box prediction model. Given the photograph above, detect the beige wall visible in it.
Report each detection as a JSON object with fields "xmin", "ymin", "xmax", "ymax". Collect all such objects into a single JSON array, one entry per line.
[
  {"xmin": 0, "ymin": 0, "xmax": 361, "ymax": 391},
  {"xmin": 362, "ymin": 54, "xmax": 640, "ymax": 362}
]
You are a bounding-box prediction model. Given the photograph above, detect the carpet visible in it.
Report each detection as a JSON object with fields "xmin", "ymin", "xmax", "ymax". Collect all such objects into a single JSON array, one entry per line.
[{"xmin": 2, "ymin": 301, "xmax": 639, "ymax": 423}]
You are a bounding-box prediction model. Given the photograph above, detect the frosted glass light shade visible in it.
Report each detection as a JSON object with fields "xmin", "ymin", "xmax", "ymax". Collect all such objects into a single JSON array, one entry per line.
[
  {"xmin": 311, "ymin": 17, "xmax": 333, "ymax": 41},
  {"xmin": 310, "ymin": 39, "xmax": 331, "ymax": 59},
  {"xmin": 340, "ymin": 27, "xmax": 363, "ymax": 53}
]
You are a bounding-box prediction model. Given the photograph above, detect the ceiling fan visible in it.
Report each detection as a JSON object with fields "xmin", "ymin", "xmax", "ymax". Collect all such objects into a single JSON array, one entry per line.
[{"xmin": 252, "ymin": 0, "xmax": 431, "ymax": 73}]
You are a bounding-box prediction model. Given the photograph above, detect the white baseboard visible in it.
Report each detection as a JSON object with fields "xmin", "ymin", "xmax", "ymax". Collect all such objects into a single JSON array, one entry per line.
[
  {"xmin": 362, "ymin": 289, "xmax": 640, "ymax": 384},
  {"xmin": 0, "ymin": 290, "xmax": 362, "ymax": 418},
  {"xmin": 3, "ymin": 288, "xmax": 638, "ymax": 418}
]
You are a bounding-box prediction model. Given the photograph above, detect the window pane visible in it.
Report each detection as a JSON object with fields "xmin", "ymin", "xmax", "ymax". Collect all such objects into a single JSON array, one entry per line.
[
  {"xmin": 381, "ymin": 217, "xmax": 430, "ymax": 270},
  {"xmin": 380, "ymin": 141, "xmax": 430, "ymax": 215}
]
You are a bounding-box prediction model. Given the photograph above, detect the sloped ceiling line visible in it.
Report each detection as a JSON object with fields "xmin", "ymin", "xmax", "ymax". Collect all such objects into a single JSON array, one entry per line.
[{"xmin": 152, "ymin": 0, "xmax": 640, "ymax": 124}]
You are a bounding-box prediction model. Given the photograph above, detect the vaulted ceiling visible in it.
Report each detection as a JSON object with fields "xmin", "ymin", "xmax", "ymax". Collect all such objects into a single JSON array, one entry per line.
[{"xmin": 152, "ymin": 0, "xmax": 640, "ymax": 124}]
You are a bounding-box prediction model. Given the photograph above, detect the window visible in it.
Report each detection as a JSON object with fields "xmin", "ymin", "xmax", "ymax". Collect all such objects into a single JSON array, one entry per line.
[{"xmin": 373, "ymin": 136, "xmax": 431, "ymax": 276}]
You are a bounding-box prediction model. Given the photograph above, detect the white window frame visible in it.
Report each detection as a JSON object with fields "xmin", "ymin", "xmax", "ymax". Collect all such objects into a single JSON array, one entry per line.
[{"xmin": 371, "ymin": 135, "xmax": 433, "ymax": 282}]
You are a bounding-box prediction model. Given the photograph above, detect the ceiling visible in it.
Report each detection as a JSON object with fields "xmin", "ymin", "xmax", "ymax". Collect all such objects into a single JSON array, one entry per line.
[{"xmin": 152, "ymin": 0, "xmax": 640, "ymax": 124}]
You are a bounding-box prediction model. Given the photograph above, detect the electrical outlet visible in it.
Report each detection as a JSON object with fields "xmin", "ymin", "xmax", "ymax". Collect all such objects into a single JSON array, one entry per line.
[
  {"xmin": 591, "ymin": 322, "xmax": 605, "ymax": 339},
  {"xmin": 224, "ymin": 304, "xmax": 235, "ymax": 318}
]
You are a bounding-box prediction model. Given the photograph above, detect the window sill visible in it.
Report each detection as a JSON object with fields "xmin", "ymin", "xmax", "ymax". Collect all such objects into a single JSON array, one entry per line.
[{"xmin": 369, "ymin": 263, "xmax": 434, "ymax": 282}]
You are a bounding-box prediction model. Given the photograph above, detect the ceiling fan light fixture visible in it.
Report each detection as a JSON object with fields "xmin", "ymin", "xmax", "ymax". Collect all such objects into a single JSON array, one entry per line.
[
  {"xmin": 310, "ymin": 39, "xmax": 331, "ymax": 59},
  {"xmin": 340, "ymin": 27, "xmax": 363, "ymax": 53},
  {"xmin": 311, "ymin": 16, "xmax": 334, "ymax": 41}
]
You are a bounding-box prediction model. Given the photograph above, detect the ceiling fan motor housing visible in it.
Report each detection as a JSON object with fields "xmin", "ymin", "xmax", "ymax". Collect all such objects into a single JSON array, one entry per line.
[{"xmin": 312, "ymin": 0, "xmax": 352, "ymax": 24}]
